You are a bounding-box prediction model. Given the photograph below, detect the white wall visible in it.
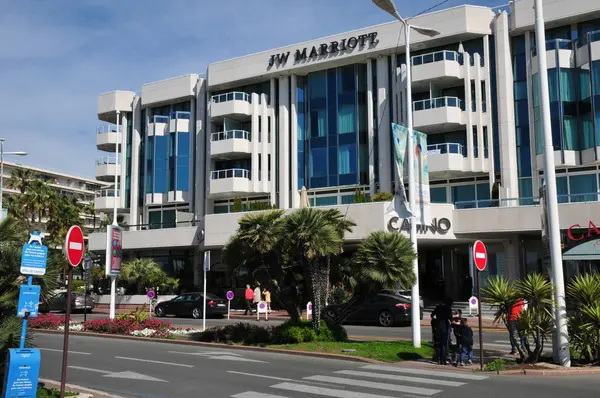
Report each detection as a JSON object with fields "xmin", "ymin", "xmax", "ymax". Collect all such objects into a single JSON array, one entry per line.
[{"xmin": 142, "ymin": 74, "xmax": 199, "ymax": 107}]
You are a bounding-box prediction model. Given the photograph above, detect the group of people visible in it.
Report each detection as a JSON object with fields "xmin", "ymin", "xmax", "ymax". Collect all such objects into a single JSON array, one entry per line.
[
  {"xmin": 431, "ymin": 299, "xmax": 474, "ymax": 366},
  {"xmin": 244, "ymin": 284, "xmax": 271, "ymax": 315}
]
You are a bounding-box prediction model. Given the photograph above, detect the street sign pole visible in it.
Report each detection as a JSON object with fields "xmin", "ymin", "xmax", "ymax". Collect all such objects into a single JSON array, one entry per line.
[
  {"xmin": 473, "ymin": 240, "xmax": 487, "ymax": 371},
  {"xmin": 202, "ymin": 251, "xmax": 210, "ymax": 332},
  {"xmin": 60, "ymin": 267, "xmax": 73, "ymax": 398},
  {"xmin": 226, "ymin": 291, "xmax": 234, "ymax": 320}
]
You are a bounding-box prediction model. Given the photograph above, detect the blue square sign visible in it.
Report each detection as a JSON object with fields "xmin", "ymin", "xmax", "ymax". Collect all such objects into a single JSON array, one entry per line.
[
  {"xmin": 2, "ymin": 348, "xmax": 40, "ymax": 398},
  {"xmin": 17, "ymin": 285, "xmax": 40, "ymax": 318},
  {"xmin": 20, "ymin": 244, "xmax": 48, "ymax": 276}
]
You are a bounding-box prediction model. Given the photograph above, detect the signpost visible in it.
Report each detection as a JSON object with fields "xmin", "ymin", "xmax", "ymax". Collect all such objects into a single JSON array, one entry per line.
[
  {"xmin": 105, "ymin": 224, "xmax": 122, "ymax": 320},
  {"xmin": 469, "ymin": 296, "xmax": 478, "ymax": 317},
  {"xmin": 473, "ymin": 240, "xmax": 487, "ymax": 370},
  {"xmin": 3, "ymin": 231, "xmax": 46, "ymax": 398},
  {"xmin": 147, "ymin": 290, "xmax": 155, "ymax": 319},
  {"xmin": 82, "ymin": 256, "xmax": 92, "ymax": 323},
  {"xmin": 202, "ymin": 251, "xmax": 210, "ymax": 332},
  {"xmin": 226, "ymin": 291, "xmax": 234, "ymax": 320},
  {"xmin": 60, "ymin": 225, "xmax": 84, "ymax": 397},
  {"xmin": 257, "ymin": 301, "xmax": 268, "ymax": 321},
  {"xmin": 306, "ymin": 302, "xmax": 313, "ymax": 320}
]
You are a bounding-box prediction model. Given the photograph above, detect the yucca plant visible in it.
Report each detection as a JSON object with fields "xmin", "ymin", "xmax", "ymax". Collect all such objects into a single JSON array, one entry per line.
[
  {"xmin": 482, "ymin": 275, "xmax": 518, "ymax": 327},
  {"xmin": 567, "ymin": 273, "xmax": 600, "ymax": 363}
]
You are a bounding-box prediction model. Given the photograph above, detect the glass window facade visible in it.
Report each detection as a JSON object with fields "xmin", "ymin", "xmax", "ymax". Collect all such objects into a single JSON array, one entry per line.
[{"xmin": 300, "ymin": 64, "xmax": 367, "ymax": 189}]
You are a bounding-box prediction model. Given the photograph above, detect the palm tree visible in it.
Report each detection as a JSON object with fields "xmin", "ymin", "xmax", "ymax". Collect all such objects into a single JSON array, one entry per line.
[
  {"xmin": 329, "ymin": 231, "xmax": 416, "ymax": 326},
  {"xmin": 120, "ymin": 258, "xmax": 169, "ymax": 294},
  {"xmin": 23, "ymin": 180, "xmax": 51, "ymax": 227},
  {"xmin": 7, "ymin": 168, "xmax": 37, "ymax": 194}
]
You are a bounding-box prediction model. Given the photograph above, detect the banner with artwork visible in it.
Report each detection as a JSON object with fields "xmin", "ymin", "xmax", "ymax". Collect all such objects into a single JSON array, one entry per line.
[
  {"xmin": 414, "ymin": 130, "xmax": 430, "ymax": 225},
  {"xmin": 389, "ymin": 123, "xmax": 411, "ymax": 218}
]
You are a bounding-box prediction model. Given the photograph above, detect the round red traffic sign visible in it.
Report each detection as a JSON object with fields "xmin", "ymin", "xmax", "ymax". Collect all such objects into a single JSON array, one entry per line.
[
  {"xmin": 65, "ymin": 225, "xmax": 84, "ymax": 267},
  {"xmin": 473, "ymin": 240, "xmax": 487, "ymax": 271}
]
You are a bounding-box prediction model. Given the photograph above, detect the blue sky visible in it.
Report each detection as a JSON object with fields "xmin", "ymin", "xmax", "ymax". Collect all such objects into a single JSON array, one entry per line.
[{"xmin": 0, "ymin": 0, "xmax": 499, "ymax": 179}]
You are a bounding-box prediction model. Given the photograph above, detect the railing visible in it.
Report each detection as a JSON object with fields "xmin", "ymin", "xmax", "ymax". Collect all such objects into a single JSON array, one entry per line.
[
  {"xmin": 96, "ymin": 125, "xmax": 120, "ymax": 134},
  {"xmin": 97, "ymin": 219, "xmax": 202, "ymax": 232},
  {"xmin": 211, "ymin": 130, "xmax": 251, "ymax": 142},
  {"xmin": 576, "ymin": 29, "xmax": 600, "ymax": 48},
  {"xmin": 152, "ymin": 115, "xmax": 169, "ymax": 123},
  {"xmin": 427, "ymin": 143, "xmax": 466, "ymax": 157},
  {"xmin": 211, "ymin": 91, "xmax": 251, "ymax": 104},
  {"xmin": 411, "ymin": 50, "xmax": 463, "ymax": 66},
  {"xmin": 532, "ymin": 38, "xmax": 572, "ymax": 56},
  {"xmin": 455, "ymin": 193, "xmax": 600, "ymax": 209},
  {"xmin": 210, "ymin": 168, "xmax": 250, "ymax": 180},
  {"xmin": 96, "ymin": 157, "xmax": 119, "ymax": 166},
  {"xmin": 413, "ymin": 96, "xmax": 465, "ymax": 112},
  {"xmin": 96, "ymin": 189, "xmax": 120, "ymax": 198},
  {"xmin": 169, "ymin": 111, "xmax": 191, "ymax": 120}
]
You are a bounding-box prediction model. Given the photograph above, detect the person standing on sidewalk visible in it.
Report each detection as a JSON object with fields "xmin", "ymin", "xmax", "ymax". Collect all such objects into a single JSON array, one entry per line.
[
  {"xmin": 458, "ymin": 318, "xmax": 474, "ymax": 366},
  {"xmin": 432, "ymin": 298, "xmax": 453, "ymax": 365},
  {"xmin": 244, "ymin": 285, "xmax": 254, "ymax": 315},
  {"xmin": 253, "ymin": 284, "xmax": 262, "ymax": 310},
  {"xmin": 263, "ymin": 288, "xmax": 271, "ymax": 312},
  {"xmin": 508, "ymin": 298, "xmax": 526, "ymax": 354}
]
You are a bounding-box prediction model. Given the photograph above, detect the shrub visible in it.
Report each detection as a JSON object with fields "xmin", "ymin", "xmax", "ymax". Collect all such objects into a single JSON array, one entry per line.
[
  {"xmin": 195, "ymin": 322, "xmax": 272, "ymax": 345},
  {"xmin": 82, "ymin": 318, "xmax": 171, "ymax": 334},
  {"xmin": 372, "ymin": 192, "xmax": 393, "ymax": 202},
  {"xmin": 72, "ymin": 280, "xmax": 86, "ymax": 292},
  {"xmin": 117, "ymin": 306, "xmax": 150, "ymax": 323},
  {"xmin": 272, "ymin": 320, "xmax": 347, "ymax": 344},
  {"xmin": 485, "ymin": 359, "xmax": 508, "ymax": 372},
  {"xmin": 29, "ymin": 313, "xmax": 68, "ymax": 329}
]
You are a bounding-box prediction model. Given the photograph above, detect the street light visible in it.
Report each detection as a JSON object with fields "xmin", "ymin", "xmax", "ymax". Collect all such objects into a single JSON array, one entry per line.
[
  {"xmin": 372, "ymin": 0, "xmax": 440, "ymax": 348},
  {"xmin": 0, "ymin": 138, "xmax": 28, "ymax": 220},
  {"xmin": 533, "ymin": 0, "xmax": 570, "ymax": 367},
  {"xmin": 108, "ymin": 111, "xmax": 120, "ymax": 320}
]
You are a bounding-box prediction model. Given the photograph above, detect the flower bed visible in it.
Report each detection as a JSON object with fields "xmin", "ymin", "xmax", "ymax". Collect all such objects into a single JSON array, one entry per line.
[{"xmin": 29, "ymin": 313, "xmax": 200, "ymax": 339}]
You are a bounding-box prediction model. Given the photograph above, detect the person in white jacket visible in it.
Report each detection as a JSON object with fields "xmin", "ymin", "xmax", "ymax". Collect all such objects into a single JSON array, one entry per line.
[{"xmin": 253, "ymin": 285, "xmax": 262, "ymax": 307}]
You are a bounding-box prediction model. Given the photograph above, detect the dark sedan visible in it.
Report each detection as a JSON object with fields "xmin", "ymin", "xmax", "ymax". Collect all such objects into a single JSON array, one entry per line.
[
  {"xmin": 154, "ymin": 293, "xmax": 228, "ymax": 319},
  {"xmin": 324, "ymin": 293, "xmax": 423, "ymax": 327}
]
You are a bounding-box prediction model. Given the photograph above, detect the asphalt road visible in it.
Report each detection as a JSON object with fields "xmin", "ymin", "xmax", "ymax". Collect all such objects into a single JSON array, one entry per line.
[
  {"xmin": 34, "ymin": 333, "xmax": 600, "ymax": 398},
  {"xmin": 68, "ymin": 312, "xmax": 512, "ymax": 350}
]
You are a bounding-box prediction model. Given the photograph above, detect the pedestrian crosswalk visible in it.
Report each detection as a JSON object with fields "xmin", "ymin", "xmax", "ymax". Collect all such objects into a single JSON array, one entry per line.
[{"xmin": 230, "ymin": 364, "xmax": 488, "ymax": 398}]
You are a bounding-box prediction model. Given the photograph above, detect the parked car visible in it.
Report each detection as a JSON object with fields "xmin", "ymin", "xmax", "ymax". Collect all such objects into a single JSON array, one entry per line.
[
  {"xmin": 382, "ymin": 289, "xmax": 425, "ymax": 309},
  {"xmin": 154, "ymin": 293, "xmax": 228, "ymax": 319},
  {"xmin": 324, "ymin": 293, "xmax": 423, "ymax": 327},
  {"xmin": 39, "ymin": 292, "xmax": 95, "ymax": 313}
]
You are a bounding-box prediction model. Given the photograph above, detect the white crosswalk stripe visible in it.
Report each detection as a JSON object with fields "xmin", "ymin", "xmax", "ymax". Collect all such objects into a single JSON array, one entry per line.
[{"xmin": 230, "ymin": 362, "xmax": 489, "ymax": 398}]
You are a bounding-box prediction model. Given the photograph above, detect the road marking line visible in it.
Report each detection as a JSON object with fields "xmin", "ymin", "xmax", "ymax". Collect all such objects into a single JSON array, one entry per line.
[
  {"xmin": 114, "ymin": 356, "xmax": 194, "ymax": 368},
  {"xmin": 169, "ymin": 350, "xmax": 241, "ymax": 356},
  {"xmin": 335, "ymin": 370, "xmax": 465, "ymax": 387},
  {"xmin": 69, "ymin": 366, "xmax": 110, "ymax": 374},
  {"xmin": 40, "ymin": 348, "xmax": 91, "ymax": 355},
  {"xmin": 304, "ymin": 375, "xmax": 440, "ymax": 396},
  {"xmin": 227, "ymin": 371, "xmax": 292, "ymax": 382},
  {"xmin": 232, "ymin": 392, "xmax": 290, "ymax": 398},
  {"xmin": 212, "ymin": 355, "xmax": 266, "ymax": 363},
  {"xmin": 272, "ymin": 382, "xmax": 396, "ymax": 398},
  {"xmin": 361, "ymin": 365, "xmax": 488, "ymax": 380}
]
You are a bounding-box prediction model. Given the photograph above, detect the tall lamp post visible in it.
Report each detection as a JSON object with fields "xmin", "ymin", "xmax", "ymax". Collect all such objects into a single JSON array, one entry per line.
[
  {"xmin": 108, "ymin": 111, "xmax": 120, "ymax": 320},
  {"xmin": 0, "ymin": 138, "xmax": 28, "ymax": 219},
  {"xmin": 372, "ymin": 0, "xmax": 440, "ymax": 348},
  {"xmin": 533, "ymin": 0, "xmax": 570, "ymax": 366}
]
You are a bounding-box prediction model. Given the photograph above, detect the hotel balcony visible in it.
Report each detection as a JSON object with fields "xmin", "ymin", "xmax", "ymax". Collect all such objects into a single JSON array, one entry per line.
[
  {"xmin": 96, "ymin": 126, "xmax": 120, "ymax": 152},
  {"xmin": 210, "ymin": 130, "xmax": 252, "ymax": 159},
  {"xmin": 532, "ymin": 39, "xmax": 574, "ymax": 73},
  {"xmin": 411, "ymin": 51, "xmax": 464, "ymax": 90},
  {"xmin": 575, "ymin": 30, "xmax": 600, "ymax": 67},
  {"xmin": 209, "ymin": 168, "xmax": 267, "ymax": 199},
  {"xmin": 94, "ymin": 189, "xmax": 123, "ymax": 212},
  {"xmin": 97, "ymin": 90, "xmax": 135, "ymax": 124},
  {"xmin": 210, "ymin": 92, "xmax": 252, "ymax": 121},
  {"xmin": 427, "ymin": 143, "xmax": 490, "ymax": 177},
  {"xmin": 95, "ymin": 157, "xmax": 120, "ymax": 182},
  {"xmin": 413, "ymin": 97, "xmax": 465, "ymax": 133},
  {"xmin": 148, "ymin": 115, "xmax": 169, "ymax": 136}
]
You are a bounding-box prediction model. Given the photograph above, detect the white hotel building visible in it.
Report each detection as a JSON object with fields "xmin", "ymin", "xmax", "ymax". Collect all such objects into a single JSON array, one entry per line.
[{"xmin": 89, "ymin": 0, "xmax": 600, "ymax": 302}]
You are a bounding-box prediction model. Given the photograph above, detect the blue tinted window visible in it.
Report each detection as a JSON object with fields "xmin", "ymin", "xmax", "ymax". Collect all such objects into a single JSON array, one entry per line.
[
  {"xmin": 556, "ymin": 176, "xmax": 569, "ymax": 203},
  {"xmin": 338, "ymin": 144, "xmax": 357, "ymax": 174},
  {"xmin": 154, "ymin": 136, "xmax": 168, "ymax": 194},
  {"xmin": 341, "ymin": 195, "xmax": 354, "ymax": 204},
  {"xmin": 452, "ymin": 185, "xmax": 476, "ymax": 204},
  {"xmin": 315, "ymin": 196, "xmax": 338, "ymax": 206},
  {"xmin": 430, "ymin": 187, "xmax": 447, "ymax": 203},
  {"xmin": 569, "ymin": 174, "xmax": 598, "ymax": 202},
  {"xmin": 310, "ymin": 148, "xmax": 327, "ymax": 177}
]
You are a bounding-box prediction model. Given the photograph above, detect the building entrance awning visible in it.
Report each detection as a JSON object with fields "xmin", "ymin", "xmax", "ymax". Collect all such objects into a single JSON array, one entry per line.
[{"xmin": 563, "ymin": 238, "xmax": 600, "ymax": 261}]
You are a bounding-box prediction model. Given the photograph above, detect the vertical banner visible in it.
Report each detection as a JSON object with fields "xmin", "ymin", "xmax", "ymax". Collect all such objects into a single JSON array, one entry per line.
[
  {"xmin": 105, "ymin": 225, "xmax": 122, "ymax": 276},
  {"xmin": 390, "ymin": 123, "xmax": 430, "ymax": 223},
  {"xmin": 414, "ymin": 130, "xmax": 430, "ymax": 225},
  {"xmin": 390, "ymin": 123, "xmax": 411, "ymax": 218},
  {"xmin": 539, "ymin": 185, "xmax": 551, "ymax": 270}
]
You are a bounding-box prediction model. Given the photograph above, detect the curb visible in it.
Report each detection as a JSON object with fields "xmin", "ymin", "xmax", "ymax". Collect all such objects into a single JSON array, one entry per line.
[
  {"xmin": 35, "ymin": 329, "xmax": 379, "ymax": 364},
  {"xmin": 496, "ymin": 368, "xmax": 600, "ymax": 376},
  {"xmin": 39, "ymin": 378, "xmax": 126, "ymax": 398}
]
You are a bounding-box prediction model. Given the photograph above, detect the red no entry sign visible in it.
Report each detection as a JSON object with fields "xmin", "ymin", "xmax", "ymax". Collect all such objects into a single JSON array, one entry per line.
[
  {"xmin": 473, "ymin": 240, "xmax": 487, "ymax": 272},
  {"xmin": 65, "ymin": 226, "xmax": 84, "ymax": 267}
]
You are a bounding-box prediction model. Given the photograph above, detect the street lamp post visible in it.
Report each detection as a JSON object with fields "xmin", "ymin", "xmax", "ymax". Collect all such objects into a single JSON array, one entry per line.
[
  {"xmin": 109, "ymin": 111, "xmax": 120, "ymax": 320},
  {"xmin": 0, "ymin": 138, "xmax": 28, "ymax": 219},
  {"xmin": 372, "ymin": 0, "xmax": 440, "ymax": 348},
  {"xmin": 533, "ymin": 0, "xmax": 570, "ymax": 367}
]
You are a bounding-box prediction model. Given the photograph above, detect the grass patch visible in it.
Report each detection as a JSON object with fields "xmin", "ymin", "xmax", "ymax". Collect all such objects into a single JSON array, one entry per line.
[
  {"xmin": 269, "ymin": 340, "xmax": 433, "ymax": 363},
  {"xmin": 37, "ymin": 386, "xmax": 78, "ymax": 397}
]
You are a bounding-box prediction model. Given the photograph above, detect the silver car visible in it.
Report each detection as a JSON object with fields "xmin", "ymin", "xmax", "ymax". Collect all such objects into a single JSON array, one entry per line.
[{"xmin": 40, "ymin": 292, "xmax": 95, "ymax": 313}]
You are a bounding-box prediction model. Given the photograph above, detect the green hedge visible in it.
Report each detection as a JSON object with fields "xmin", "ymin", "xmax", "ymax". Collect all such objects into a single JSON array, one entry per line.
[{"xmin": 194, "ymin": 320, "xmax": 347, "ymax": 345}]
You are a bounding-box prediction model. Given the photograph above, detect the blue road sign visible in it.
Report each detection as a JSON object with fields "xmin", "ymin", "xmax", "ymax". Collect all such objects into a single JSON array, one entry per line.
[
  {"xmin": 147, "ymin": 290, "xmax": 155, "ymax": 299},
  {"xmin": 17, "ymin": 285, "xmax": 41, "ymax": 318},
  {"xmin": 20, "ymin": 244, "xmax": 48, "ymax": 276},
  {"xmin": 2, "ymin": 348, "xmax": 40, "ymax": 398}
]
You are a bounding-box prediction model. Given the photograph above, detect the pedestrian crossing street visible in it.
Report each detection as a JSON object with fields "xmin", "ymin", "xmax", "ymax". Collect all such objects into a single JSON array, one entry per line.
[{"xmin": 230, "ymin": 364, "xmax": 488, "ymax": 398}]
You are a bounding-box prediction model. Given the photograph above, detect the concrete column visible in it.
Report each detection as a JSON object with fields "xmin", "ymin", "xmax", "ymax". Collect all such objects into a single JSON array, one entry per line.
[
  {"xmin": 525, "ymin": 31, "xmax": 539, "ymax": 195},
  {"xmin": 129, "ymin": 97, "xmax": 141, "ymax": 230},
  {"xmin": 269, "ymin": 78, "xmax": 277, "ymax": 206},
  {"xmin": 194, "ymin": 78, "xmax": 207, "ymax": 218},
  {"xmin": 120, "ymin": 112, "xmax": 127, "ymax": 215},
  {"xmin": 251, "ymin": 93, "xmax": 260, "ymax": 193},
  {"xmin": 464, "ymin": 54, "xmax": 475, "ymax": 169},
  {"xmin": 376, "ymin": 56, "xmax": 392, "ymax": 194},
  {"xmin": 494, "ymin": 11, "xmax": 519, "ymax": 202},
  {"xmin": 391, "ymin": 55, "xmax": 398, "ymax": 124},
  {"xmin": 483, "ymin": 35, "xmax": 496, "ymax": 184},
  {"xmin": 503, "ymin": 237, "xmax": 521, "ymax": 281},
  {"xmin": 366, "ymin": 59, "xmax": 376, "ymax": 198},
  {"xmin": 474, "ymin": 54, "xmax": 485, "ymax": 171},
  {"xmin": 278, "ymin": 76, "xmax": 290, "ymax": 209},
  {"xmin": 204, "ymin": 84, "xmax": 213, "ymax": 215},
  {"xmin": 260, "ymin": 94, "xmax": 269, "ymax": 193},
  {"xmin": 290, "ymin": 74, "xmax": 300, "ymax": 208}
]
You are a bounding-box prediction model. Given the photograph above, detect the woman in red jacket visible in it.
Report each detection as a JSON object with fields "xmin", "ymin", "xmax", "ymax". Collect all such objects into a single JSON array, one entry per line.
[{"xmin": 244, "ymin": 285, "xmax": 254, "ymax": 315}]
